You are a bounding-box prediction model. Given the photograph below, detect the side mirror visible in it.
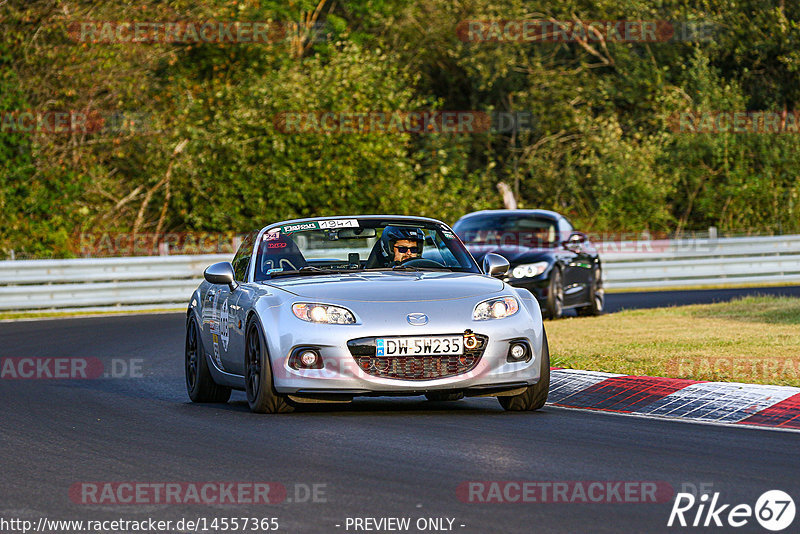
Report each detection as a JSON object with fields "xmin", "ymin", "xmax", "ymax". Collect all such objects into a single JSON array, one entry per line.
[
  {"xmin": 204, "ymin": 262, "xmax": 238, "ymax": 291},
  {"xmin": 563, "ymin": 231, "xmax": 587, "ymax": 253},
  {"xmin": 482, "ymin": 253, "xmax": 510, "ymax": 278}
]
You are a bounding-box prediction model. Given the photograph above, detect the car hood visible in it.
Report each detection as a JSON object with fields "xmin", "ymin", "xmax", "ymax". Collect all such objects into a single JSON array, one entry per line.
[
  {"xmin": 467, "ymin": 245, "xmax": 555, "ymax": 264},
  {"xmin": 261, "ymin": 271, "xmax": 504, "ymax": 302}
]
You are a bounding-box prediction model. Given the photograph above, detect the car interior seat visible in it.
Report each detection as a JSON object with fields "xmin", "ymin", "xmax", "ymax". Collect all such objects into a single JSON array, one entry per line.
[
  {"xmin": 364, "ymin": 239, "xmax": 388, "ymax": 269},
  {"xmin": 258, "ymin": 234, "xmax": 308, "ymax": 276}
]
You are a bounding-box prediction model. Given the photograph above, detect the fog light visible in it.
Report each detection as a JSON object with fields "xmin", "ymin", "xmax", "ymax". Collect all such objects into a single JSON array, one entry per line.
[
  {"xmin": 300, "ymin": 351, "xmax": 319, "ymax": 367},
  {"xmin": 507, "ymin": 342, "xmax": 530, "ymax": 362},
  {"xmin": 289, "ymin": 347, "xmax": 324, "ymax": 369}
]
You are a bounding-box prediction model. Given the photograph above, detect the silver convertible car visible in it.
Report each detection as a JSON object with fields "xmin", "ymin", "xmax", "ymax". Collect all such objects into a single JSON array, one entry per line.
[{"xmin": 185, "ymin": 215, "xmax": 550, "ymax": 413}]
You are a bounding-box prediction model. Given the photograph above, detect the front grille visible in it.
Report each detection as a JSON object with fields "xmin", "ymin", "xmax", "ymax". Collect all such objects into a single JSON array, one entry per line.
[{"xmin": 347, "ymin": 333, "xmax": 488, "ymax": 380}]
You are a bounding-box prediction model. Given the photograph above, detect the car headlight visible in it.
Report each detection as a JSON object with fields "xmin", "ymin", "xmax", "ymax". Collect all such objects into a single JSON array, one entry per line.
[
  {"xmin": 292, "ymin": 303, "xmax": 356, "ymax": 324},
  {"xmin": 473, "ymin": 296, "xmax": 519, "ymax": 320},
  {"xmin": 511, "ymin": 262, "xmax": 549, "ymax": 279}
]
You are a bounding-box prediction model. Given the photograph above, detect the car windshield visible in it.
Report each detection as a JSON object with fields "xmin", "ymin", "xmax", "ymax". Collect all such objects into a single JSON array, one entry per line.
[
  {"xmin": 253, "ymin": 218, "xmax": 480, "ymax": 280},
  {"xmin": 454, "ymin": 215, "xmax": 558, "ymax": 248}
]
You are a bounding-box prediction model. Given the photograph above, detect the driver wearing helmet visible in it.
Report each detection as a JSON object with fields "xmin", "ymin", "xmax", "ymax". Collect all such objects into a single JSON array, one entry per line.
[{"xmin": 378, "ymin": 226, "xmax": 424, "ymax": 266}]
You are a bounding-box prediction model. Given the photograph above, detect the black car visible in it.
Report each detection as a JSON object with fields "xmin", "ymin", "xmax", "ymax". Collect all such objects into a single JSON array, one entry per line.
[{"xmin": 452, "ymin": 210, "xmax": 603, "ymax": 319}]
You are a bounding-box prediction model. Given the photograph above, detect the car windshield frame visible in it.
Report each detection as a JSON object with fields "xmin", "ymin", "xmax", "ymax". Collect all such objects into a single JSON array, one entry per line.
[{"xmin": 251, "ymin": 217, "xmax": 481, "ymax": 281}]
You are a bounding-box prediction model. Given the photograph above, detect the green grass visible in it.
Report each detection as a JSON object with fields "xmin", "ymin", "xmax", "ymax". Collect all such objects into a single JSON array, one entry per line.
[{"xmin": 547, "ymin": 296, "xmax": 800, "ymax": 387}]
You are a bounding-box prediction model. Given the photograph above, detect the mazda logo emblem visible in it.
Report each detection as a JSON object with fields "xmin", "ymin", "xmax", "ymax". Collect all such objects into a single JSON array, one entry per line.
[{"xmin": 407, "ymin": 313, "xmax": 428, "ymax": 326}]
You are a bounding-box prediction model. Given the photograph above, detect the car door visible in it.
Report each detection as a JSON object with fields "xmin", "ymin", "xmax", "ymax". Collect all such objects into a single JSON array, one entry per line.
[
  {"xmin": 559, "ymin": 246, "xmax": 581, "ymax": 307},
  {"xmin": 556, "ymin": 215, "xmax": 590, "ymax": 307},
  {"xmin": 224, "ymin": 285, "xmax": 256, "ymax": 376},
  {"xmin": 218, "ymin": 231, "xmax": 258, "ymax": 375},
  {"xmin": 200, "ymin": 283, "xmax": 217, "ymax": 359},
  {"xmin": 206, "ymin": 284, "xmax": 233, "ymax": 371},
  {"xmin": 562, "ymin": 232, "xmax": 595, "ymax": 307},
  {"xmin": 557, "ymin": 218, "xmax": 579, "ymax": 306}
]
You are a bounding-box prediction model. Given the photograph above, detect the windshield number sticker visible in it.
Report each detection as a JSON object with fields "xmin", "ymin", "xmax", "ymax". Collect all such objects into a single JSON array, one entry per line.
[
  {"xmin": 264, "ymin": 230, "xmax": 281, "ymax": 241},
  {"xmin": 280, "ymin": 219, "xmax": 358, "ymax": 233},
  {"xmin": 318, "ymin": 219, "xmax": 359, "ymax": 229},
  {"xmin": 280, "ymin": 222, "xmax": 320, "ymax": 233}
]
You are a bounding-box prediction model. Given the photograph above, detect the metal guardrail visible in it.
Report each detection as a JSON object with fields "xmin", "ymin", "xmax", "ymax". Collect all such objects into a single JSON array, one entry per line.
[
  {"xmin": 0, "ymin": 236, "xmax": 797, "ymax": 311},
  {"xmin": 0, "ymin": 255, "xmax": 229, "ymax": 311},
  {"xmin": 600, "ymin": 235, "xmax": 800, "ymax": 289}
]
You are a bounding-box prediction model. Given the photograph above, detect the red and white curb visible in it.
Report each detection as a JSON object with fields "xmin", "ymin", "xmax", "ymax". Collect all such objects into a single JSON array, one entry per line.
[{"xmin": 548, "ymin": 369, "xmax": 800, "ymax": 431}]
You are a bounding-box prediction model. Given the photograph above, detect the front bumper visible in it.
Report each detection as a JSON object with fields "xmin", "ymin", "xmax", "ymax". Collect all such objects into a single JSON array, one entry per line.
[{"xmin": 261, "ymin": 301, "xmax": 544, "ymax": 395}]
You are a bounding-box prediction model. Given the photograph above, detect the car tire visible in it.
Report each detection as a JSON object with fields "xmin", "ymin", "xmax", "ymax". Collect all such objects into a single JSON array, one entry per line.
[
  {"xmin": 244, "ymin": 318, "xmax": 294, "ymax": 414},
  {"xmin": 576, "ymin": 266, "xmax": 604, "ymax": 317},
  {"xmin": 498, "ymin": 330, "xmax": 550, "ymax": 411},
  {"xmin": 185, "ymin": 315, "xmax": 232, "ymax": 403},
  {"xmin": 543, "ymin": 268, "xmax": 564, "ymax": 320},
  {"xmin": 425, "ymin": 392, "xmax": 465, "ymax": 402}
]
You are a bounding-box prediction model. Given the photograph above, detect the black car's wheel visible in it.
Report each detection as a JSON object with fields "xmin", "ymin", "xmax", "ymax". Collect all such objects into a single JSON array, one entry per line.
[
  {"xmin": 543, "ymin": 268, "xmax": 564, "ymax": 319},
  {"xmin": 185, "ymin": 316, "xmax": 231, "ymax": 403},
  {"xmin": 245, "ymin": 318, "xmax": 294, "ymax": 414},
  {"xmin": 576, "ymin": 266, "xmax": 604, "ymax": 317},
  {"xmin": 498, "ymin": 330, "xmax": 550, "ymax": 411},
  {"xmin": 425, "ymin": 392, "xmax": 465, "ymax": 402}
]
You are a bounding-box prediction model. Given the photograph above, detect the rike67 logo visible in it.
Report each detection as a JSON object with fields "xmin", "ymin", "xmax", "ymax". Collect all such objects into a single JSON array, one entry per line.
[{"xmin": 668, "ymin": 490, "xmax": 795, "ymax": 531}]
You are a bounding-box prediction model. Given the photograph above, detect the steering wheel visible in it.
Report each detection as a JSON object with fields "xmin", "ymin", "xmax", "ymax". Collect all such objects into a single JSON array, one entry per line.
[{"xmin": 399, "ymin": 257, "xmax": 445, "ymax": 268}]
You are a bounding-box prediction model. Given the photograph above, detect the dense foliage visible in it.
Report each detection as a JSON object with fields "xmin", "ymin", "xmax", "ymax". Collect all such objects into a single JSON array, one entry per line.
[{"xmin": 1, "ymin": 0, "xmax": 799, "ymax": 257}]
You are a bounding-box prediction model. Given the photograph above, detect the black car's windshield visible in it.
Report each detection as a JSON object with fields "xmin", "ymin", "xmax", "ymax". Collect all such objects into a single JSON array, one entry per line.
[
  {"xmin": 253, "ymin": 219, "xmax": 479, "ymax": 280},
  {"xmin": 454, "ymin": 215, "xmax": 558, "ymax": 248}
]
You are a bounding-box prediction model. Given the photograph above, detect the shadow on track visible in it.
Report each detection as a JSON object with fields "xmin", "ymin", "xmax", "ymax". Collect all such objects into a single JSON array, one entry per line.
[{"xmin": 177, "ymin": 395, "xmax": 561, "ymax": 418}]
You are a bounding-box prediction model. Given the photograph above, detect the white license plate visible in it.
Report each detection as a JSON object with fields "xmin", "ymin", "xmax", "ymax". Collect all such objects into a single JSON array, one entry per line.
[{"xmin": 376, "ymin": 336, "xmax": 463, "ymax": 356}]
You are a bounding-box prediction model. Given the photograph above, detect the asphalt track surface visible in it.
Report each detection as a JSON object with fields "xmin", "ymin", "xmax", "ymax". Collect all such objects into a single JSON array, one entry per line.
[{"xmin": 2, "ymin": 287, "xmax": 800, "ymax": 534}]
